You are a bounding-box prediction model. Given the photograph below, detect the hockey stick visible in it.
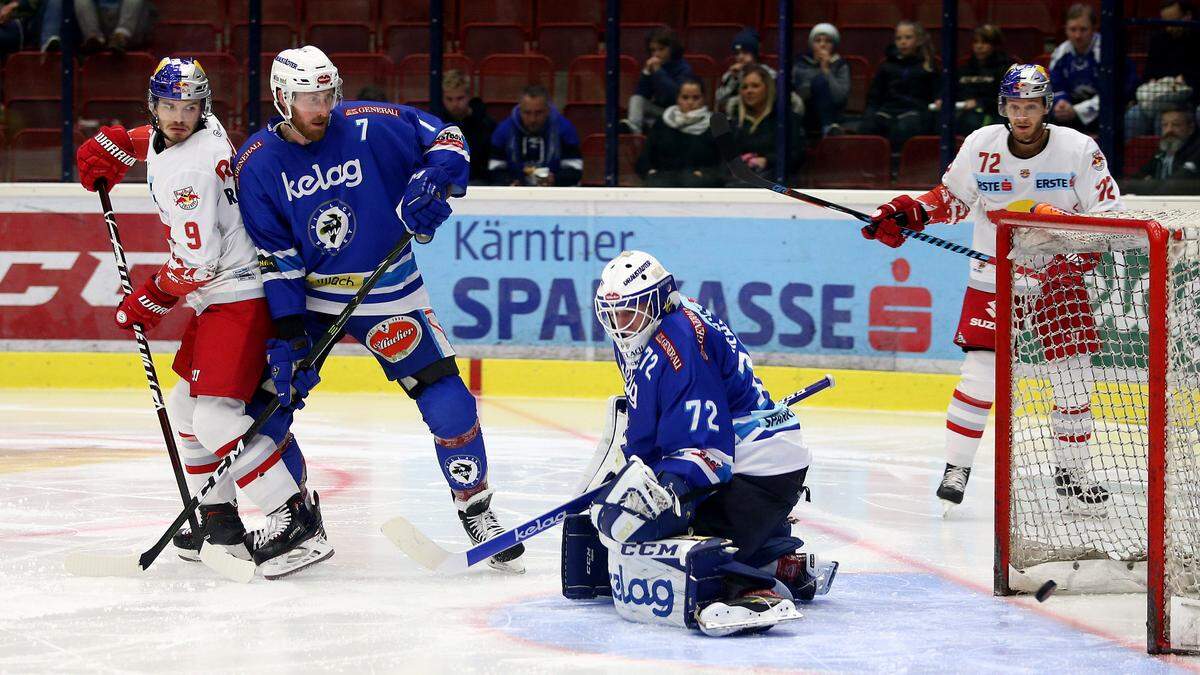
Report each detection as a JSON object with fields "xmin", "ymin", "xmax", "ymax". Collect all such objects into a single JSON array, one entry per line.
[
  {"xmin": 381, "ymin": 374, "xmax": 836, "ymax": 574},
  {"xmin": 707, "ymin": 112, "xmax": 997, "ymax": 266},
  {"xmin": 65, "ymin": 225, "xmax": 418, "ymax": 579}
]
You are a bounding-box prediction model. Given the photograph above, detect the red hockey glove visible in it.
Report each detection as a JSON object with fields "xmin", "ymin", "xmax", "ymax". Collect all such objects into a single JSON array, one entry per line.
[
  {"xmin": 862, "ymin": 195, "xmax": 929, "ymax": 248},
  {"xmin": 77, "ymin": 125, "xmax": 137, "ymax": 192},
  {"xmin": 115, "ymin": 274, "xmax": 178, "ymax": 331},
  {"xmin": 1040, "ymin": 253, "xmax": 1102, "ymax": 293}
]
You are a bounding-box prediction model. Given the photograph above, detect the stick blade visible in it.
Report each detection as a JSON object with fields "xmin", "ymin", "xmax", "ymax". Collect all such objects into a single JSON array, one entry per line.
[
  {"xmin": 708, "ymin": 112, "xmax": 737, "ymax": 162},
  {"xmin": 64, "ymin": 551, "xmax": 145, "ymax": 577},
  {"xmin": 380, "ymin": 516, "xmax": 466, "ymax": 575},
  {"xmin": 199, "ymin": 543, "xmax": 256, "ymax": 583}
]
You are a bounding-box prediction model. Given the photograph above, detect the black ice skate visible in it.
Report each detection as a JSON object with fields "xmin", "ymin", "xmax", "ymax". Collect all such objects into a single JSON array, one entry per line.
[
  {"xmin": 455, "ymin": 487, "xmax": 526, "ymax": 574},
  {"xmin": 775, "ymin": 552, "xmax": 839, "ymax": 603},
  {"xmin": 172, "ymin": 502, "xmax": 249, "ymax": 562},
  {"xmin": 246, "ymin": 491, "xmax": 334, "ymax": 580},
  {"xmin": 937, "ymin": 463, "xmax": 971, "ymax": 516},
  {"xmin": 1054, "ymin": 467, "xmax": 1110, "ymax": 515},
  {"xmin": 695, "ymin": 589, "xmax": 803, "ymax": 637}
]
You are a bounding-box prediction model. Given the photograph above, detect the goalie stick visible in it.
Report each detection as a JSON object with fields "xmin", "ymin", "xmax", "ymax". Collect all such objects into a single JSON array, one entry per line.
[
  {"xmin": 381, "ymin": 374, "xmax": 836, "ymax": 575},
  {"xmin": 707, "ymin": 112, "xmax": 996, "ymax": 266},
  {"xmin": 64, "ymin": 221, "xmax": 420, "ymax": 580}
]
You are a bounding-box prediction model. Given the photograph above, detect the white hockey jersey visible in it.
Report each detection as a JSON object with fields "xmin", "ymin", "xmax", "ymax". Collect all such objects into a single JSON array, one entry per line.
[
  {"xmin": 143, "ymin": 115, "xmax": 263, "ymax": 313},
  {"xmin": 934, "ymin": 123, "xmax": 1124, "ymax": 292}
]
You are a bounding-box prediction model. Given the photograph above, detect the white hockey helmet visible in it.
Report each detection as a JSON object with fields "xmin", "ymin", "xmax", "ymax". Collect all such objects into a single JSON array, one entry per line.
[
  {"xmin": 270, "ymin": 45, "xmax": 343, "ymax": 121},
  {"xmin": 595, "ymin": 250, "xmax": 679, "ymax": 366}
]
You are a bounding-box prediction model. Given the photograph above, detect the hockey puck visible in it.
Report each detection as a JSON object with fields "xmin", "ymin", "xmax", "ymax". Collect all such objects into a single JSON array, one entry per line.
[{"xmin": 1035, "ymin": 580, "xmax": 1057, "ymax": 602}]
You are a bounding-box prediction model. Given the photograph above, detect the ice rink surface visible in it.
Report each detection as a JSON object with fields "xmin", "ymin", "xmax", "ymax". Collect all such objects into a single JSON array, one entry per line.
[{"xmin": 1, "ymin": 389, "xmax": 1197, "ymax": 674}]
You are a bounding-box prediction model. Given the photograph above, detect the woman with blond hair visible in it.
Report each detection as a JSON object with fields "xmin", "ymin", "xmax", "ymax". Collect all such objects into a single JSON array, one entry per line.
[{"xmin": 724, "ymin": 64, "xmax": 804, "ymax": 184}]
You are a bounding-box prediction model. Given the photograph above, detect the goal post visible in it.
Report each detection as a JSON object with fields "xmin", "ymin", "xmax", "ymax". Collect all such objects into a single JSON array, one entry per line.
[{"xmin": 992, "ymin": 208, "xmax": 1200, "ymax": 655}]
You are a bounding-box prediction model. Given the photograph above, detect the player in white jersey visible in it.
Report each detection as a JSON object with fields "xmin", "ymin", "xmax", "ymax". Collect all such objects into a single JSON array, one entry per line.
[
  {"xmin": 74, "ymin": 57, "xmax": 332, "ymax": 579},
  {"xmin": 862, "ymin": 64, "xmax": 1123, "ymax": 513}
]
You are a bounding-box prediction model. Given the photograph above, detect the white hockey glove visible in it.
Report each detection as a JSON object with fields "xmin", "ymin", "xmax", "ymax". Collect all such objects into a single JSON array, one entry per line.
[{"xmin": 589, "ymin": 456, "xmax": 680, "ymax": 543}]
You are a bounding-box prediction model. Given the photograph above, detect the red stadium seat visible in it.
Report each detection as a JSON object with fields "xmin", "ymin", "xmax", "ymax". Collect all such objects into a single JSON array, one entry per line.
[
  {"xmin": 916, "ymin": 1, "xmax": 978, "ymax": 28},
  {"xmin": 791, "ymin": 0, "xmax": 837, "ymax": 25},
  {"xmin": 988, "ymin": 1, "xmax": 1055, "ymax": 32},
  {"xmin": 806, "ymin": 135, "xmax": 891, "ymax": 189},
  {"xmin": 1124, "ymin": 135, "xmax": 1161, "ymax": 177},
  {"xmin": 683, "ymin": 23, "xmax": 742, "ymax": 62},
  {"xmin": 684, "ymin": 0, "xmax": 759, "ymax": 26},
  {"xmin": 228, "ymin": 0, "xmax": 298, "ymax": 24},
  {"xmin": 928, "ymin": 27, "xmax": 974, "ymax": 61},
  {"xmin": 477, "ymin": 53, "xmax": 555, "ymax": 105},
  {"xmin": 305, "ymin": 22, "xmax": 373, "ymax": 54},
  {"xmin": 567, "ymin": 54, "xmax": 639, "ymax": 105},
  {"xmin": 619, "ymin": 22, "xmax": 670, "ymax": 59},
  {"xmin": 760, "ymin": 24, "xmax": 813, "ymax": 55},
  {"xmin": 156, "ymin": 0, "xmax": 225, "ymax": 22},
  {"xmin": 329, "ymin": 53, "xmax": 394, "ymax": 102},
  {"xmin": 619, "ymin": 0, "xmax": 682, "ymax": 28},
  {"xmin": 383, "ymin": 23, "xmax": 432, "ymax": 64},
  {"xmin": 839, "ymin": 25, "xmax": 896, "ymax": 62},
  {"xmin": 81, "ymin": 98, "xmax": 150, "ymax": 128},
  {"xmin": 147, "ymin": 21, "xmax": 222, "ymax": 55},
  {"xmin": 459, "ymin": 23, "xmax": 527, "ymax": 64},
  {"xmin": 80, "ymin": 52, "xmax": 158, "ymax": 100},
  {"xmin": 1002, "ymin": 26, "xmax": 1051, "ymax": 62},
  {"xmin": 843, "ymin": 55, "xmax": 872, "ymax": 114},
  {"xmin": 5, "ymin": 129, "xmax": 83, "ymax": 182},
  {"xmin": 580, "ymin": 133, "xmax": 644, "ymax": 186},
  {"xmin": 3, "ymin": 52, "xmax": 62, "ymax": 103},
  {"xmin": 896, "ymin": 135, "xmax": 963, "ymax": 188},
  {"xmin": 303, "ymin": 0, "xmax": 371, "ymax": 22},
  {"xmin": 682, "ymin": 53, "xmax": 719, "ymax": 106},
  {"xmin": 1032, "ymin": 52, "xmax": 1052, "ymax": 68},
  {"xmin": 397, "ymin": 53, "xmax": 473, "ymax": 105},
  {"xmin": 536, "ymin": 23, "xmax": 601, "ymax": 71},
  {"xmin": 5, "ymin": 100, "xmax": 63, "ymax": 131},
  {"xmin": 536, "ymin": 0, "xmax": 603, "ymax": 29},
  {"xmin": 562, "ymin": 102, "xmax": 606, "ymax": 138},
  {"xmin": 173, "ymin": 52, "xmax": 240, "ymax": 118},
  {"xmin": 837, "ymin": 0, "xmax": 905, "ymax": 27},
  {"xmin": 380, "ymin": 0, "xmax": 457, "ymax": 34},
  {"xmin": 231, "ymin": 22, "xmax": 295, "ymax": 61},
  {"xmin": 460, "ymin": 0, "xmax": 532, "ymax": 33}
]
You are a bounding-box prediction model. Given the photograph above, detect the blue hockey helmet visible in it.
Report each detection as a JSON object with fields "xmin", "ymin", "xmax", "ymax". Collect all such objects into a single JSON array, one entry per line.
[
  {"xmin": 595, "ymin": 250, "xmax": 679, "ymax": 369},
  {"xmin": 997, "ymin": 63, "xmax": 1053, "ymax": 117},
  {"xmin": 147, "ymin": 57, "xmax": 212, "ymax": 129}
]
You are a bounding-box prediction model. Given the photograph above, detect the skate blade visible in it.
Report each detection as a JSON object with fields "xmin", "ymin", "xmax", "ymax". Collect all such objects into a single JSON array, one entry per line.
[
  {"xmin": 64, "ymin": 551, "xmax": 144, "ymax": 577},
  {"xmin": 487, "ymin": 556, "xmax": 526, "ymax": 575},
  {"xmin": 940, "ymin": 499, "xmax": 959, "ymax": 518},
  {"xmin": 261, "ymin": 540, "xmax": 335, "ymax": 580},
  {"xmin": 176, "ymin": 547, "xmax": 201, "ymax": 563},
  {"xmin": 200, "ymin": 543, "xmax": 256, "ymax": 583},
  {"xmin": 696, "ymin": 599, "xmax": 803, "ymax": 637},
  {"xmin": 1057, "ymin": 496, "xmax": 1109, "ymax": 517}
]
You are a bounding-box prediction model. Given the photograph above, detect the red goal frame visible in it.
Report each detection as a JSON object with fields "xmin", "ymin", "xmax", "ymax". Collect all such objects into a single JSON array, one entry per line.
[{"xmin": 991, "ymin": 210, "xmax": 1172, "ymax": 654}]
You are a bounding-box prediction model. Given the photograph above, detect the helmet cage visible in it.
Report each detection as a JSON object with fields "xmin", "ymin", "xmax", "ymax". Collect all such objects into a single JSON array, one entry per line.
[{"xmin": 595, "ymin": 274, "xmax": 677, "ymax": 367}]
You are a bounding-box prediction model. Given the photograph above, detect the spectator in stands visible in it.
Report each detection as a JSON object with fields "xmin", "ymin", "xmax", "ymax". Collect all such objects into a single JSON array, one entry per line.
[
  {"xmin": 1049, "ymin": 3, "xmax": 1138, "ymax": 133},
  {"xmin": 793, "ymin": 22, "xmax": 851, "ymax": 137},
  {"xmin": 490, "ymin": 85, "xmax": 583, "ymax": 187},
  {"xmin": 724, "ymin": 64, "xmax": 805, "ymax": 184},
  {"xmin": 1127, "ymin": 106, "xmax": 1200, "ymax": 194},
  {"xmin": 936, "ymin": 24, "xmax": 1013, "ymax": 134},
  {"xmin": 1126, "ymin": 0, "xmax": 1200, "ymax": 137},
  {"xmin": 432, "ymin": 70, "xmax": 495, "ymax": 185},
  {"xmin": 625, "ymin": 27, "xmax": 694, "ymax": 134},
  {"xmin": 65, "ymin": 0, "xmax": 150, "ymax": 53},
  {"xmin": 636, "ymin": 77, "xmax": 722, "ymax": 187},
  {"xmin": 0, "ymin": 0, "xmax": 40, "ymax": 56},
  {"xmin": 858, "ymin": 21, "xmax": 939, "ymax": 150}
]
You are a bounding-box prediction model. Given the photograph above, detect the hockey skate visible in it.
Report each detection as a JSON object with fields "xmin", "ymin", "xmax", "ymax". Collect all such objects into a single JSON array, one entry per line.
[
  {"xmin": 1054, "ymin": 467, "xmax": 1110, "ymax": 516},
  {"xmin": 455, "ymin": 487, "xmax": 526, "ymax": 574},
  {"xmin": 695, "ymin": 589, "xmax": 803, "ymax": 637},
  {"xmin": 246, "ymin": 491, "xmax": 334, "ymax": 580},
  {"xmin": 775, "ymin": 552, "xmax": 839, "ymax": 603},
  {"xmin": 936, "ymin": 464, "xmax": 971, "ymax": 516},
  {"xmin": 172, "ymin": 502, "xmax": 250, "ymax": 562}
]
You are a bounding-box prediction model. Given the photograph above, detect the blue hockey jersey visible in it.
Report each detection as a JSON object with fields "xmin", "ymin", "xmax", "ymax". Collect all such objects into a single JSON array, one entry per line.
[
  {"xmin": 233, "ymin": 101, "xmax": 470, "ymax": 319},
  {"xmin": 622, "ymin": 298, "xmax": 811, "ymax": 496}
]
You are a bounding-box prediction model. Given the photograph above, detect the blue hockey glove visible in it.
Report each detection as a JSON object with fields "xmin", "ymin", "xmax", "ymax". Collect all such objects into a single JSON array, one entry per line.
[
  {"xmin": 266, "ymin": 335, "xmax": 320, "ymax": 408},
  {"xmin": 398, "ymin": 166, "xmax": 453, "ymax": 240}
]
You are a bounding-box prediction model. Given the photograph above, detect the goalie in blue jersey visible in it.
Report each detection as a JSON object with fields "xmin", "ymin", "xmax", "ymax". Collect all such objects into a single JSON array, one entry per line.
[
  {"xmin": 233, "ymin": 46, "xmax": 524, "ymax": 572},
  {"xmin": 562, "ymin": 250, "xmax": 837, "ymax": 635}
]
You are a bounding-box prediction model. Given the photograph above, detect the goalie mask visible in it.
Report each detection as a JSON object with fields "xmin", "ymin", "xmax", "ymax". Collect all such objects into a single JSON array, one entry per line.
[
  {"xmin": 147, "ymin": 57, "xmax": 211, "ymax": 133},
  {"xmin": 595, "ymin": 250, "xmax": 679, "ymax": 369},
  {"xmin": 270, "ymin": 45, "xmax": 343, "ymax": 124}
]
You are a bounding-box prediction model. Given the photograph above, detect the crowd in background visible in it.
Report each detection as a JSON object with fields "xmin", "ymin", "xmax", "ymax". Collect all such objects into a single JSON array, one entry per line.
[{"xmin": 0, "ymin": 0, "xmax": 1198, "ymax": 193}]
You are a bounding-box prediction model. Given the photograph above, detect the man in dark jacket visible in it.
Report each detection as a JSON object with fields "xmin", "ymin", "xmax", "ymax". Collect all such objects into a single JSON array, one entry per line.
[
  {"xmin": 626, "ymin": 27, "xmax": 694, "ymax": 134},
  {"xmin": 1127, "ymin": 106, "xmax": 1200, "ymax": 194},
  {"xmin": 489, "ymin": 85, "xmax": 583, "ymax": 186},
  {"xmin": 1126, "ymin": 0, "xmax": 1200, "ymax": 136},
  {"xmin": 432, "ymin": 69, "xmax": 496, "ymax": 185}
]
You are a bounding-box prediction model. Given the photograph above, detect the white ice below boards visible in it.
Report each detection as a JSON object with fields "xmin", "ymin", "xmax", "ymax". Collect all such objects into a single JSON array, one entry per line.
[{"xmin": 0, "ymin": 390, "xmax": 1192, "ymax": 673}]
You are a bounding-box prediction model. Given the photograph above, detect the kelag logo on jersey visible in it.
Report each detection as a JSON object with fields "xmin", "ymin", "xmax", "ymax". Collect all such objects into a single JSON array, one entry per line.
[
  {"xmin": 1034, "ymin": 172, "xmax": 1074, "ymax": 191},
  {"xmin": 307, "ymin": 199, "xmax": 356, "ymax": 253},
  {"xmin": 282, "ymin": 158, "xmax": 363, "ymax": 202},
  {"xmin": 974, "ymin": 174, "xmax": 1014, "ymax": 193}
]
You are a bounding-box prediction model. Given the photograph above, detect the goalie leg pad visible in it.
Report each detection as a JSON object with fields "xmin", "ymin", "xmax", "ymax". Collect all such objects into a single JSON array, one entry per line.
[
  {"xmin": 561, "ymin": 513, "xmax": 612, "ymax": 599},
  {"xmin": 575, "ymin": 395, "xmax": 628, "ymax": 494},
  {"xmin": 417, "ymin": 375, "xmax": 489, "ymax": 493},
  {"xmin": 603, "ymin": 535, "xmax": 733, "ymax": 630}
]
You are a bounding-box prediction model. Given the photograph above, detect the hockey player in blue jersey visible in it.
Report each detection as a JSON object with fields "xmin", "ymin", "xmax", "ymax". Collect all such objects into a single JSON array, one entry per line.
[
  {"xmin": 233, "ymin": 46, "xmax": 524, "ymax": 572},
  {"xmin": 566, "ymin": 250, "xmax": 837, "ymax": 635}
]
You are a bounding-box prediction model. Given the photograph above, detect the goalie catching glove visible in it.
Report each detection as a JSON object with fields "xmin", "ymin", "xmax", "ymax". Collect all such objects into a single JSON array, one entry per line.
[{"xmin": 589, "ymin": 456, "xmax": 694, "ymax": 543}]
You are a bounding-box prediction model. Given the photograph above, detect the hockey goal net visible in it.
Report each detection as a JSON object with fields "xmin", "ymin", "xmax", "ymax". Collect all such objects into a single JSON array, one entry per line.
[{"xmin": 994, "ymin": 208, "xmax": 1200, "ymax": 654}]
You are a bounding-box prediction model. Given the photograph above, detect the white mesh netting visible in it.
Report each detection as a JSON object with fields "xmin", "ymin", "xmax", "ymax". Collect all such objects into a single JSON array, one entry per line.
[{"xmin": 1005, "ymin": 209, "xmax": 1200, "ymax": 646}]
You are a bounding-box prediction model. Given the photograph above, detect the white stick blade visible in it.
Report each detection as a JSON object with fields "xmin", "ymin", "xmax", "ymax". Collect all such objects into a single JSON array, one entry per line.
[
  {"xmin": 380, "ymin": 516, "xmax": 463, "ymax": 574},
  {"xmin": 63, "ymin": 551, "xmax": 144, "ymax": 577},
  {"xmin": 199, "ymin": 544, "xmax": 256, "ymax": 583}
]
